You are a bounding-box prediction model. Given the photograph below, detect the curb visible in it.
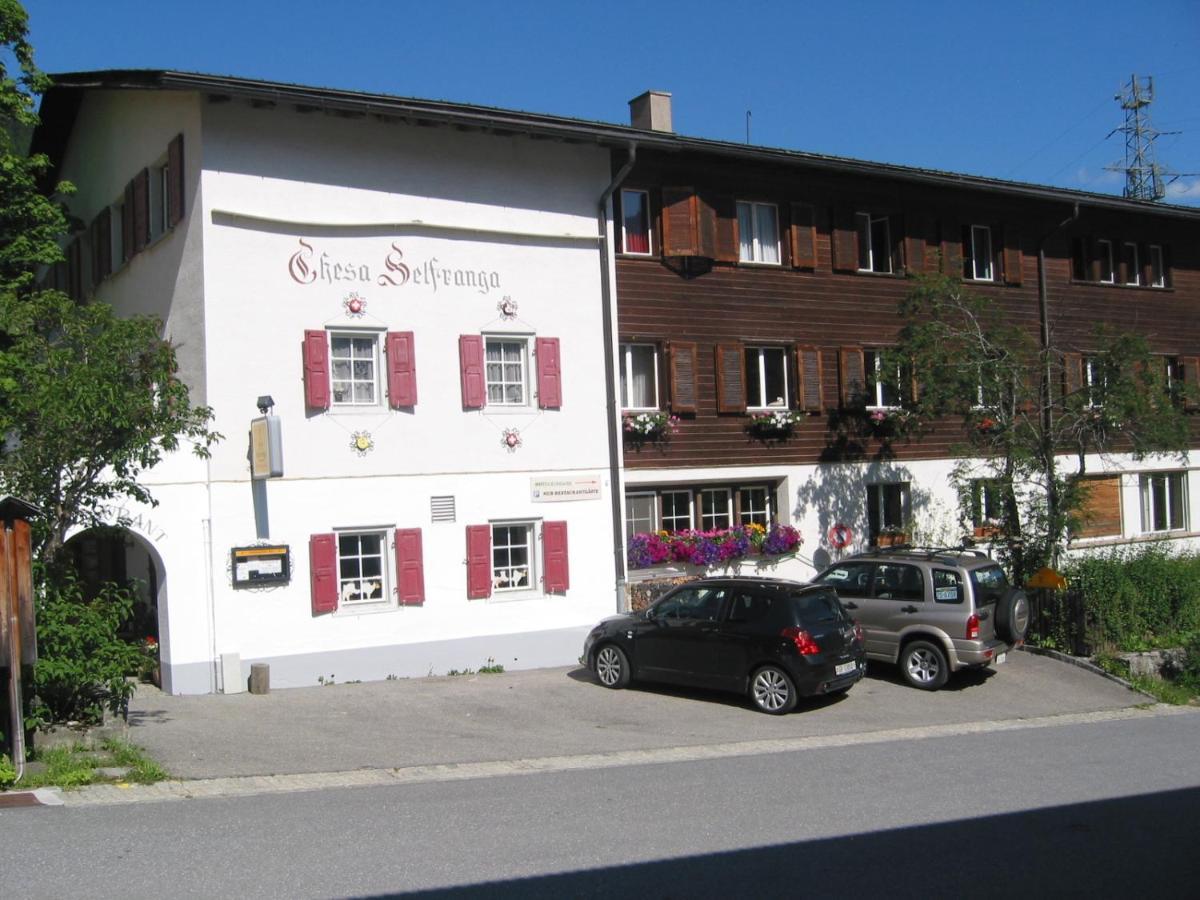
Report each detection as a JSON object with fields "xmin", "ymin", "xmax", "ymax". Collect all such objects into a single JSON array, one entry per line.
[{"xmin": 1018, "ymin": 644, "xmax": 1158, "ymax": 702}]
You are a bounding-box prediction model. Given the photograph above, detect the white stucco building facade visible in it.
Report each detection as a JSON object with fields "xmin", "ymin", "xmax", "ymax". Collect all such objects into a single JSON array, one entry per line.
[{"xmin": 39, "ymin": 72, "xmax": 633, "ymax": 693}]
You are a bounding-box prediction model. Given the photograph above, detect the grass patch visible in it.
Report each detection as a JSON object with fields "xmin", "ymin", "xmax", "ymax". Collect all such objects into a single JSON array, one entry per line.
[
  {"xmin": 1092, "ymin": 653, "xmax": 1199, "ymax": 706},
  {"xmin": 3, "ymin": 738, "xmax": 169, "ymax": 791}
]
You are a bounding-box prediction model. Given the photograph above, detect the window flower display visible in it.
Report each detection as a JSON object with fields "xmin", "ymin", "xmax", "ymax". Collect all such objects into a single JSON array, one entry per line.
[{"xmin": 627, "ymin": 523, "xmax": 802, "ymax": 569}]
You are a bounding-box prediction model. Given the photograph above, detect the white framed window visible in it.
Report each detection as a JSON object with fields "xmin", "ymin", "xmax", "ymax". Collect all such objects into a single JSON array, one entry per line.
[
  {"xmin": 965, "ymin": 225, "xmax": 994, "ymax": 281},
  {"xmin": 738, "ymin": 487, "xmax": 771, "ymax": 527},
  {"xmin": 1122, "ymin": 243, "xmax": 1140, "ymax": 286},
  {"xmin": 626, "ymin": 492, "xmax": 657, "ymax": 537},
  {"xmin": 148, "ymin": 158, "xmax": 169, "ymax": 243},
  {"xmin": 485, "ymin": 336, "xmax": 529, "ymax": 406},
  {"xmin": 867, "ymin": 350, "xmax": 901, "ymax": 408},
  {"xmin": 867, "ymin": 482, "xmax": 910, "ymax": 541},
  {"xmin": 1140, "ymin": 471, "xmax": 1187, "ymax": 533},
  {"xmin": 1149, "ymin": 245, "xmax": 1166, "ymax": 288},
  {"xmin": 856, "ymin": 213, "xmax": 892, "ymax": 273},
  {"xmin": 619, "ymin": 342, "xmax": 659, "ymax": 410},
  {"xmin": 492, "ymin": 522, "xmax": 534, "ymax": 591},
  {"xmin": 744, "ymin": 346, "xmax": 789, "ymax": 408},
  {"xmin": 736, "ymin": 201, "xmax": 780, "ymax": 264},
  {"xmin": 1083, "ymin": 355, "xmax": 1106, "ymax": 408},
  {"xmin": 1097, "ymin": 240, "xmax": 1115, "ymax": 284},
  {"xmin": 337, "ymin": 530, "xmax": 389, "ymax": 606},
  {"xmin": 661, "ymin": 490, "xmax": 693, "ymax": 533},
  {"xmin": 699, "ymin": 488, "xmax": 732, "ymax": 530},
  {"xmin": 330, "ymin": 332, "xmax": 381, "ymax": 407},
  {"xmin": 621, "ymin": 189, "xmax": 651, "ymax": 255},
  {"xmin": 971, "ymin": 479, "xmax": 1003, "ymax": 529}
]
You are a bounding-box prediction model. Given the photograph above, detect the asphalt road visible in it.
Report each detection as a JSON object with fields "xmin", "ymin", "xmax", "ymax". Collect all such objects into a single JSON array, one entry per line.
[
  {"xmin": 3, "ymin": 707, "xmax": 1198, "ymax": 898},
  {"xmin": 111, "ymin": 649, "xmax": 1143, "ymax": 780}
]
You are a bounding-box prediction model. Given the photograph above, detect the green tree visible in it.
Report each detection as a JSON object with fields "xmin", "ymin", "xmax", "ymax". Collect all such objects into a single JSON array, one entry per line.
[
  {"xmin": 0, "ymin": 0, "xmax": 219, "ymax": 563},
  {"xmin": 881, "ymin": 273, "xmax": 1191, "ymax": 582},
  {"xmin": 0, "ymin": 1, "xmax": 219, "ymax": 722}
]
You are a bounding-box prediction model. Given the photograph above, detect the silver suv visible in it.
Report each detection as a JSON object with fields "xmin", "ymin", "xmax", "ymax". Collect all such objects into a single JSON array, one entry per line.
[{"xmin": 814, "ymin": 547, "xmax": 1029, "ymax": 690}]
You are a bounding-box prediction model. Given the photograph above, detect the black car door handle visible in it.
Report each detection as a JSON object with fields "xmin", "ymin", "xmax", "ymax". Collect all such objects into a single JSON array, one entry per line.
[{"xmin": 901, "ymin": 605, "xmax": 918, "ymax": 613}]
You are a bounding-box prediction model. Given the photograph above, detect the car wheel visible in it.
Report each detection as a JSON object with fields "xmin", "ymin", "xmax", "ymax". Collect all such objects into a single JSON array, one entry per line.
[
  {"xmin": 994, "ymin": 587, "xmax": 1030, "ymax": 644},
  {"xmin": 900, "ymin": 639, "xmax": 949, "ymax": 690},
  {"xmin": 749, "ymin": 665, "xmax": 798, "ymax": 715},
  {"xmin": 593, "ymin": 644, "xmax": 631, "ymax": 689}
]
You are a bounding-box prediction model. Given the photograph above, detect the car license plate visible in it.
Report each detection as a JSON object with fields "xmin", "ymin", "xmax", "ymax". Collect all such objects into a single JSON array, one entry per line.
[
  {"xmin": 835, "ymin": 661, "xmax": 857, "ymax": 676},
  {"xmin": 995, "ymin": 653, "xmax": 1007, "ymax": 665}
]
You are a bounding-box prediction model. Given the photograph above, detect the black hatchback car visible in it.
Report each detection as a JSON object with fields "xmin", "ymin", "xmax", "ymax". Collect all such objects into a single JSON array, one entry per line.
[{"xmin": 583, "ymin": 577, "xmax": 866, "ymax": 714}]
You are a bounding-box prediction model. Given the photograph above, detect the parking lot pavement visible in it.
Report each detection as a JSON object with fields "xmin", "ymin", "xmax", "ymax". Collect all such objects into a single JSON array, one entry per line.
[{"xmin": 112, "ymin": 649, "xmax": 1147, "ymax": 781}]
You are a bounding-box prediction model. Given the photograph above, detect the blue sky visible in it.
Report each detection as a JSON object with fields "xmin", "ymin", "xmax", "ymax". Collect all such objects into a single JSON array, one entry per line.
[{"xmin": 23, "ymin": 0, "xmax": 1200, "ymax": 205}]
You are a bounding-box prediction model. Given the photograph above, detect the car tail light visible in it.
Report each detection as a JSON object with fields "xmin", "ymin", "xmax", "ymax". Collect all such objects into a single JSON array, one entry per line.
[
  {"xmin": 966, "ymin": 613, "xmax": 980, "ymax": 640},
  {"xmin": 782, "ymin": 627, "xmax": 820, "ymax": 655}
]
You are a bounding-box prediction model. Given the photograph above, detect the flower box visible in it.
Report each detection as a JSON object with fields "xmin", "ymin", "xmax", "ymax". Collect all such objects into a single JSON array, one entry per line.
[{"xmin": 627, "ymin": 524, "xmax": 803, "ymax": 569}]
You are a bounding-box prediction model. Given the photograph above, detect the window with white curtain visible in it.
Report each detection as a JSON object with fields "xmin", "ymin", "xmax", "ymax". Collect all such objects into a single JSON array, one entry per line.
[
  {"xmin": 330, "ymin": 332, "xmax": 381, "ymax": 406},
  {"xmin": 1140, "ymin": 472, "xmax": 1187, "ymax": 533},
  {"xmin": 625, "ymin": 493, "xmax": 657, "ymax": 536},
  {"xmin": 856, "ymin": 213, "xmax": 892, "ymax": 273},
  {"xmin": 736, "ymin": 201, "xmax": 780, "ymax": 264},
  {"xmin": 1096, "ymin": 240, "xmax": 1115, "ymax": 284},
  {"xmin": 619, "ymin": 342, "xmax": 659, "ymax": 410},
  {"xmin": 1149, "ymin": 245, "xmax": 1166, "ymax": 287},
  {"xmin": 965, "ymin": 225, "xmax": 993, "ymax": 281},
  {"xmin": 485, "ymin": 337, "xmax": 528, "ymax": 406},
  {"xmin": 744, "ymin": 346, "xmax": 789, "ymax": 408},
  {"xmin": 867, "ymin": 350, "xmax": 901, "ymax": 408}
]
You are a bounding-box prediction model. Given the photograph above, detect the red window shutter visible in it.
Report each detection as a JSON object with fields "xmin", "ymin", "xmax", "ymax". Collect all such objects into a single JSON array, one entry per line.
[
  {"xmin": 1181, "ymin": 356, "xmax": 1200, "ymax": 412},
  {"xmin": 661, "ymin": 187, "xmax": 699, "ymax": 257},
  {"xmin": 941, "ymin": 216, "xmax": 963, "ymax": 277},
  {"xmin": 394, "ymin": 528, "xmax": 425, "ymax": 605},
  {"xmin": 167, "ymin": 133, "xmax": 185, "ymax": 227},
  {"xmin": 668, "ymin": 340, "xmax": 698, "ymax": 413},
  {"xmin": 536, "ymin": 337, "xmax": 562, "ymax": 408},
  {"xmin": 121, "ymin": 182, "xmax": 135, "ymax": 262},
  {"xmin": 840, "ymin": 347, "xmax": 866, "ymax": 407},
  {"xmin": 1003, "ymin": 228, "xmax": 1023, "ymax": 285},
  {"xmin": 132, "ymin": 167, "xmax": 149, "ymax": 254},
  {"xmin": 466, "ymin": 525, "xmax": 492, "ymax": 599},
  {"xmin": 459, "ymin": 334, "xmax": 486, "ymax": 409},
  {"xmin": 715, "ymin": 343, "xmax": 747, "ymax": 413},
  {"xmin": 905, "ymin": 215, "xmax": 930, "ymax": 274},
  {"xmin": 309, "ymin": 533, "xmax": 338, "ymax": 615},
  {"xmin": 386, "ymin": 331, "xmax": 417, "ymax": 408},
  {"xmin": 542, "ymin": 521, "xmax": 569, "ymax": 593},
  {"xmin": 303, "ymin": 330, "xmax": 331, "ymax": 410},
  {"xmin": 710, "ymin": 194, "xmax": 739, "ymax": 263},
  {"xmin": 790, "ymin": 202, "xmax": 817, "ymax": 269},
  {"xmin": 796, "ymin": 346, "xmax": 823, "ymax": 412},
  {"xmin": 1063, "ymin": 353, "xmax": 1083, "ymax": 398},
  {"xmin": 831, "ymin": 207, "xmax": 859, "ymax": 272}
]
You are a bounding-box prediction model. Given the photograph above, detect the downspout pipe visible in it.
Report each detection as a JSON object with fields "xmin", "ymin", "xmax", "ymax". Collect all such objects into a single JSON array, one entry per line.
[
  {"xmin": 597, "ymin": 142, "xmax": 637, "ymax": 611},
  {"xmin": 1036, "ymin": 201, "xmax": 1080, "ymax": 566}
]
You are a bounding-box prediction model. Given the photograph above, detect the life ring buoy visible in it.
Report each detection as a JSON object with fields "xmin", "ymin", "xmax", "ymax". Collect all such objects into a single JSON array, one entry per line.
[{"xmin": 828, "ymin": 523, "xmax": 853, "ymax": 549}]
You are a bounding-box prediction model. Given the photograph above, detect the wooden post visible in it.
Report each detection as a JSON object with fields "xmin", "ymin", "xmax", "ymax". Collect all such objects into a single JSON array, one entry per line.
[
  {"xmin": 249, "ymin": 663, "xmax": 270, "ymax": 695},
  {"xmin": 1, "ymin": 496, "xmax": 41, "ymax": 781}
]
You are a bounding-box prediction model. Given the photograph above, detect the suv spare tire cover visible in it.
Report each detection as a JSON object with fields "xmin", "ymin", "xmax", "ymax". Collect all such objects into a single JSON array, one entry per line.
[{"xmin": 994, "ymin": 587, "xmax": 1029, "ymax": 644}]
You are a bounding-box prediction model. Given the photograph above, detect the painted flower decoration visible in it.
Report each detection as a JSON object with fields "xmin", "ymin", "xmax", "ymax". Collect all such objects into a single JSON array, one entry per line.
[
  {"xmin": 343, "ymin": 292, "xmax": 367, "ymax": 317},
  {"xmin": 497, "ymin": 296, "xmax": 519, "ymax": 319},
  {"xmin": 501, "ymin": 428, "xmax": 522, "ymax": 451},
  {"xmin": 350, "ymin": 431, "xmax": 375, "ymax": 456}
]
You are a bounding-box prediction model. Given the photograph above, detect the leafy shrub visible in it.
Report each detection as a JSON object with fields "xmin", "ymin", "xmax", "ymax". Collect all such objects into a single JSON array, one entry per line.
[
  {"xmin": 1063, "ymin": 545, "xmax": 1200, "ymax": 651},
  {"xmin": 0, "ymin": 754, "xmax": 15, "ymax": 790},
  {"xmin": 1180, "ymin": 632, "xmax": 1200, "ymax": 690},
  {"xmin": 31, "ymin": 572, "xmax": 143, "ymax": 725}
]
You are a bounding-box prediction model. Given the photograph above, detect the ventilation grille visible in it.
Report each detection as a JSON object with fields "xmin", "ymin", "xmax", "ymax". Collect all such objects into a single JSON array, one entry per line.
[{"xmin": 430, "ymin": 495, "xmax": 456, "ymax": 523}]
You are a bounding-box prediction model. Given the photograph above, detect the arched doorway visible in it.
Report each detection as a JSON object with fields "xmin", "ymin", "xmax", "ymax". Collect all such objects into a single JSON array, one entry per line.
[{"xmin": 63, "ymin": 526, "xmax": 166, "ymax": 644}]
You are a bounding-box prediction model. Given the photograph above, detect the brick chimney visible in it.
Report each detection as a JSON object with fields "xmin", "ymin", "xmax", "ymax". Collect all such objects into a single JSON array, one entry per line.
[{"xmin": 629, "ymin": 90, "xmax": 673, "ymax": 133}]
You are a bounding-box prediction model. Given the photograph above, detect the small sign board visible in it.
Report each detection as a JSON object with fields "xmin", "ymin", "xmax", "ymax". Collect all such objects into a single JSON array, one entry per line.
[
  {"xmin": 250, "ymin": 416, "xmax": 283, "ymax": 479},
  {"xmin": 231, "ymin": 545, "xmax": 291, "ymax": 588},
  {"xmin": 530, "ymin": 476, "xmax": 601, "ymax": 503}
]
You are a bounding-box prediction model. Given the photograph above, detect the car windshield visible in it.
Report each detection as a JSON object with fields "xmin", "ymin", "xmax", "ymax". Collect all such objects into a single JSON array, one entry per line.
[
  {"xmin": 788, "ymin": 590, "xmax": 844, "ymax": 625},
  {"xmin": 969, "ymin": 565, "xmax": 1009, "ymax": 607}
]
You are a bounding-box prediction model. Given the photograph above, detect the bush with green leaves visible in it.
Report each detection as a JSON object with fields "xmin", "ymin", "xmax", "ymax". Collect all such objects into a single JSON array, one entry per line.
[
  {"xmin": 0, "ymin": 753, "xmax": 15, "ymax": 789},
  {"xmin": 31, "ymin": 571, "xmax": 143, "ymax": 725},
  {"xmin": 1063, "ymin": 544, "xmax": 1200, "ymax": 652}
]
